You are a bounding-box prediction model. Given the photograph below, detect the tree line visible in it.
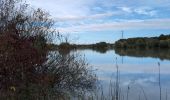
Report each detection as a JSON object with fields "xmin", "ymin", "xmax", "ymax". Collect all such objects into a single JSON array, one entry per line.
[{"xmin": 115, "ymin": 34, "xmax": 170, "ymax": 49}]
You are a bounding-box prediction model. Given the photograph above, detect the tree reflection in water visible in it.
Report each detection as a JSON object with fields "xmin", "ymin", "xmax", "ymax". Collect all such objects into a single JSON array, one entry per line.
[
  {"xmin": 0, "ymin": 42, "xmax": 97, "ymax": 100},
  {"xmin": 115, "ymin": 48, "xmax": 170, "ymax": 60}
]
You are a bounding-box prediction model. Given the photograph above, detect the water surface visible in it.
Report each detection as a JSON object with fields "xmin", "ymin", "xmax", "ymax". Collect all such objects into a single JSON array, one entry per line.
[{"xmin": 77, "ymin": 49, "xmax": 170, "ymax": 100}]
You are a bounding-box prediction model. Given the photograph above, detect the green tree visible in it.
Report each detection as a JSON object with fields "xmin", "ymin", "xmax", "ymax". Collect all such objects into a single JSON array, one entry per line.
[
  {"xmin": 159, "ymin": 40, "xmax": 168, "ymax": 48},
  {"xmin": 136, "ymin": 39, "xmax": 146, "ymax": 48}
]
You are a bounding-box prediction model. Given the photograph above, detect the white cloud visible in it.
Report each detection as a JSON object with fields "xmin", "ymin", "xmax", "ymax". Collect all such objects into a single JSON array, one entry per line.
[
  {"xmin": 101, "ymin": 0, "xmax": 170, "ymax": 8},
  {"xmin": 27, "ymin": 0, "xmax": 97, "ymax": 17},
  {"xmin": 57, "ymin": 18, "xmax": 170, "ymax": 33},
  {"xmin": 118, "ymin": 6, "xmax": 157, "ymax": 16},
  {"xmin": 92, "ymin": 63, "xmax": 170, "ymax": 74},
  {"xmin": 134, "ymin": 7, "xmax": 157, "ymax": 16},
  {"xmin": 118, "ymin": 7, "xmax": 132, "ymax": 13},
  {"xmin": 53, "ymin": 12, "xmax": 119, "ymax": 21},
  {"xmin": 27, "ymin": 0, "xmax": 170, "ymax": 35}
]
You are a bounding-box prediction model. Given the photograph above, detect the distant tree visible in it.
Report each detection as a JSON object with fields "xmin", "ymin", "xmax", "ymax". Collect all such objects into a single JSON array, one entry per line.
[
  {"xmin": 159, "ymin": 34, "xmax": 167, "ymax": 40},
  {"xmin": 136, "ymin": 39, "xmax": 146, "ymax": 48},
  {"xmin": 167, "ymin": 39, "xmax": 170, "ymax": 48},
  {"xmin": 147, "ymin": 39, "xmax": 159, "ymax": 48},
  {"xmin": 115, "ymin": 41, "xmax": 122, "ymax": 48},
  {"xmin": 58, "ymin": 42, "xmax": 72, "ymax": 55},
  {"xmin": 115, "ymin": 35, "xmax": 170, "ymax": 49},
  {"xmin": 96, "ymin": 42, "xmax": 108, "ymax": 48},
  {"xmin": 159, "ymin": 40, "xmax": 168, "ymax": 48}
]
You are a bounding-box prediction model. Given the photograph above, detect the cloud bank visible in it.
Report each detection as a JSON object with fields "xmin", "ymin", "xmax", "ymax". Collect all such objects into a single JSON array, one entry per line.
[{"xmin": 27, "ymin": 0, "xmax": 170, "ymax": 34}]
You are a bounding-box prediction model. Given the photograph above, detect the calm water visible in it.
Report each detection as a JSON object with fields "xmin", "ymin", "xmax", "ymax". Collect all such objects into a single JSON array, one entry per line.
[{"xmin": 77, "ymin": 49, "xmax": 170, "ymax": 100}]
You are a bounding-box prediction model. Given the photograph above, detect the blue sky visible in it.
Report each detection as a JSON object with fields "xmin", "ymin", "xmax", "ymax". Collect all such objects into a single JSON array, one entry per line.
[{"xmin": 27, "ymin": 0, "xmax": 170, "ymax": 44}]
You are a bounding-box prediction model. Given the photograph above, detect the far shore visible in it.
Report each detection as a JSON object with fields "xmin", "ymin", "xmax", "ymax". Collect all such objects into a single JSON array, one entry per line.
[{"xmin": 48, "ymin": 34, "xmax": 170, "ymax": 51}]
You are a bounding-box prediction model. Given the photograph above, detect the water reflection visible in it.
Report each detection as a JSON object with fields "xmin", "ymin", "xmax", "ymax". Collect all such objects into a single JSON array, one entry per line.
[
  {"xmin": 115, "ymin": 48, "xmax": 170, "ymax": 60},
  {"xmin": 1, "ymin": 46, "xmax": 170, "ymax": 99},
  {"xmin": 77, "ymin": 49, "xmax": 170, "ymax": 100},
  {"xmin": 0, "ymin": 47, "xmax": 97, "ymax": 99}
]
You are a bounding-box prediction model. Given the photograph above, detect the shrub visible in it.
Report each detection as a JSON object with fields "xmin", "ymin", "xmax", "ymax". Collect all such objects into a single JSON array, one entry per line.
[
  {"xmin": 96, "ymin": 42, "xmax": 108, "ymax": 48},
  {"xmin": 159, "ymin": 40, "xmax": 168, "ymax": 48},
  {"xmin": 121, "ymin": 41, "xmax": 128, "ymax": 48},
  {"xmin": 115, "ymin": 41, "xmax": 122, "ymax": 48},
  {"xmin": 0, "ymin": 0, "xmax": 55, "ymax": 42},
  {"xmin": 58, "ymin": 42, "xmax": 71, "ymax": 49},
  {"xmin": 136, "ymin": 39, "xmax": 146, "ymax": 48},
  {"xmin": 159, "ymin": 34, "xmax": 167, "ymax": 40},
  {"xmin": 167, "ymin": 39, "xmax": 170, "ymax": 48},
  {"xmin": 147, "ymin": 39, "xmax": 159, "ymax": 48}
]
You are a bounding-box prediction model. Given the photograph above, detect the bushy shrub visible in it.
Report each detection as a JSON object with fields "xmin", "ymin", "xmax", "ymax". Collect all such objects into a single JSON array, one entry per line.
[
  {"xmin": 136, "ymin": 39, "xmax": 146, "ymax": 48},
  {"xmin": 146, "ymin": 39, "xmax": 159, "ymax": 48},
  {"xmin": 115, "ymin": 41, "xmax": 122, "ymax": 48},
  {"xmin": 0, "ymin": 0, "xmax": 55, "ymax": 42},
  {"xmin": 121, "ymin": 41, "xmax": 127, "ymax": 48},
  {"xmin": 96, "ymin": 42, "xmax": 107, "ymax": 48},
  {"xmin": 0, "ymin": 0, "xmax": 97, "ymax": 99},
  {"xmin": 115, "ymin": 41, "xmax": 127, "ymax": 48},
  {"xmin": 58, "ymin": 42, "xmax": 71, "ymax": 49},
  {"xmin": 159, "ymin": 40, "xmax": 168, "ymax": 48},
  {"xmin": 167, "ymin": 39, "xmax": 170, "ymax": 48},
  {"xmin": 159, "ymin": 34, "xmax": 167, "ymax": 40}
]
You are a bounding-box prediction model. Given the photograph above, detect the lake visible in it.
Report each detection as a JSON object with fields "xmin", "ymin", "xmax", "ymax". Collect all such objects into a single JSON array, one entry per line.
[
  {"xmin": 1, "ymin": 47, "xmax": 170, "ymax": 100},
  {"xmin": 76, "ymin": 49, "xmax": 170, "ymax": 100}
]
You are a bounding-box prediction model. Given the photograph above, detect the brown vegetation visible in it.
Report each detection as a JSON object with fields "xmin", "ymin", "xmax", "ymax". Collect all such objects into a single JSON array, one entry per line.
[{"xmin": 0, "ymin": 0, "xmax": 97, "ymax": 99}]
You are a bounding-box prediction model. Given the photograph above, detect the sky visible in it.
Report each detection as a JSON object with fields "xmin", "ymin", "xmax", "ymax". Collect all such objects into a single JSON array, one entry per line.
[{"xmin": 27, "ymin": 0, "xmax": 170, "ymax": 44}]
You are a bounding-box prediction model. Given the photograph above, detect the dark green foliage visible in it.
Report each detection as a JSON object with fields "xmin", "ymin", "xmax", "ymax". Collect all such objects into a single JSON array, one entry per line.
[
  {"xmin": 167, "ymin": 39, "xmax": 170, "ymax": 47},
  {"xmin": 51, "ymin": 41, "xmax": 114, "ymax": 54},
  {"xmin": 159, "ymin": 40, "xmax": 169, "ymax": 48},
  {"xmin": 159, "ymin": 34, "xmax": 168, "ymax": 40},
  {"xmin": 58, "ymin": 42, "xmax": 71, "ymax": 50},
  {"xmin": 115, "ymin": 34, "xmax": 170, "ymax": 49},
  {"xmin": 92, "ymin": 42, "xmax": 110, "ymax": 50},
  {"xmin": 136, "ymin": 39, "xmax": 146, "ymax": 48},
  {"xmin": 147, "ymin": 39, "xmax": 159, "ymax": 48},
  {"xmin": 115, "ymin": 48, "xmax": 170, "ymax": 61},
  {"xmin": 58, "ymin": 42, "xmax": 73, "ymax": 55},
  {"xmin": 95, "ymin": 42, "xmax": 108, "ymax": 48}
]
